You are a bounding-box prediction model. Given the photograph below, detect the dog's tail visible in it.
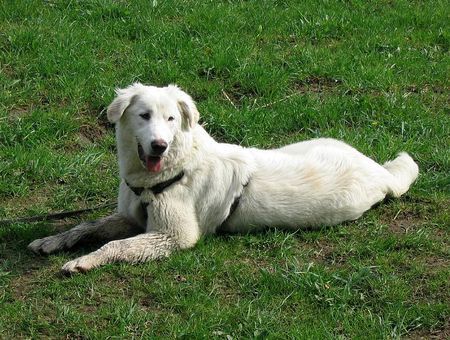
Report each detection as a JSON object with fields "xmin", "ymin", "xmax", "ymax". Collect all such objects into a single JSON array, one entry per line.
[{"xmin": 383, "ymin": 152, "xmax": 419, "ymax": 197}]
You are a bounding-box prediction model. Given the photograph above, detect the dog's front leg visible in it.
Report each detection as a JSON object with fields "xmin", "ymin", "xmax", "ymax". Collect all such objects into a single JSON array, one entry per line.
[
  {"xmin": 28, "ymin": 213, "xmax": 142, "ymax": 255},
  {"xmin": 60, "ymin": 232, "xmax": 180, "ymax": 274},
  {"xmin": 61, "ymin": 199, "xmax": 200, "ymax": 274}
]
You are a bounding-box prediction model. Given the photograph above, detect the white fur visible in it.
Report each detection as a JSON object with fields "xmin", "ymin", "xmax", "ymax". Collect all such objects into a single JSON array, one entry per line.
[{"xmin": 28, "ymin": 83, "xmax": 419, "ymax": 273}]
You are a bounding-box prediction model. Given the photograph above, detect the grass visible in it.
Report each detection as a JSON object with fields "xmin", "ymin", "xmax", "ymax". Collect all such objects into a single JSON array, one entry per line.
[{"xmin": 0, "ymin": 0, "xmax": 449, "ymax": 338}]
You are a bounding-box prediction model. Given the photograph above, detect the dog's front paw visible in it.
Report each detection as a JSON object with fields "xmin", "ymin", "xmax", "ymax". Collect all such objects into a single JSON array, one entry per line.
[
  {"xmin": 61, "ymin": 255, "xmax": 98, "ymax": 275},
  {"xmin": 28, "ymin": 235, "xmax": 66, "ymax": 255},
  {"xmin": 28, "ymin": 230, "xmax": 84, "ymax": 255}
]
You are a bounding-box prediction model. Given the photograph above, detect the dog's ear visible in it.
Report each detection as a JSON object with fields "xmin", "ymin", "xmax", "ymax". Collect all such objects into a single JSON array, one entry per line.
[
  {"xmin": 167, "ymin": 85, "xmax": 200, "ymax": 129},
  {"xmin": 107, "ymin": 83, "xmax": 142, "ymax": 123}
]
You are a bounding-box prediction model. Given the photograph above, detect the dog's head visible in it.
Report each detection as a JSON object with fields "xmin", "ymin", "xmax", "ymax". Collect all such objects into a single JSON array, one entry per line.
[{"xmin": 107, "ymin": 83, "xmax": 199, "ymax": 173}]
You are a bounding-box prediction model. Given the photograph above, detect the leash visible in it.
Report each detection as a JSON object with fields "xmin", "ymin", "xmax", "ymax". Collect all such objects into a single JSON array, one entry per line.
[
  {"xmin": 0, "ymin": 202, "xmax": 117, "ymax": 226},
  {"xmin": 2, "ymin": 172, "xmax": 184, "ymax": 227}
]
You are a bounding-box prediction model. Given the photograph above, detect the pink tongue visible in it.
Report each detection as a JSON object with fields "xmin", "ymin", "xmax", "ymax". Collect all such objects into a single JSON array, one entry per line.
[{"xmin": 146, "ymin": 157, "xmax": 163, "ymax": 172}]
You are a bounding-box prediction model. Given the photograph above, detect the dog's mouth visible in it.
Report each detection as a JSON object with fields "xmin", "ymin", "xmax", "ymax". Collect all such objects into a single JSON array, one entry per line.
[{"xmin": 137, "ymin": 142, "xmax": 164, "ymax": 173}]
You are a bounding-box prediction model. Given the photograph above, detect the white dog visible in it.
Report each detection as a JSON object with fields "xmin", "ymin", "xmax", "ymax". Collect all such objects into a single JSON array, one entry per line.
[{"xmin": 28, "ymin": 83, "xmax": 419, "ymax": 274}]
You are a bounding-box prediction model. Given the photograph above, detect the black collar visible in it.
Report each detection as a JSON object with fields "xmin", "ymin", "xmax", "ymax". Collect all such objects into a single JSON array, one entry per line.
[{"xmin": 125, "ymin": 171, "xmax": 185, "ymax": 196}]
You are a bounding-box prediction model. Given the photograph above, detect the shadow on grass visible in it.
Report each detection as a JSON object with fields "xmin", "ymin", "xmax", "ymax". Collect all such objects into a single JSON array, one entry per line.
[{"xmin": 0, "ymin": 220, "xmax": 113, "ymax": 277}]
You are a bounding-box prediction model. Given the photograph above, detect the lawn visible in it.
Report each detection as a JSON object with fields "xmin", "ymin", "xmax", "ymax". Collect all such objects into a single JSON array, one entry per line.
[{"xmin": 0, "ymin": 0, "xmax": 449, "ymax": 338}]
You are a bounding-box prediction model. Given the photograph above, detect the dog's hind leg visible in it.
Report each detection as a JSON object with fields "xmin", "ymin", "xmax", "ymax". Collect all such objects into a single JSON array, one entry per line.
[{"xmin": 28, "ymin": 213, "xmax": 143, "ymax": 255}]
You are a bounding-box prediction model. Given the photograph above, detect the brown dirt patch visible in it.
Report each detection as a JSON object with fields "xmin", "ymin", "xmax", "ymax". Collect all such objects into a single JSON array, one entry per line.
[
  {"xmin": 2, "ymin": 235, "xmax": 69, "ymax": 305},
  {"xmin": 305, "ymin": 240, "xmax": 335, "ymax": 262},
  {"xmin": 221, "ymin": 82, "xmax": 259, "ymax": 108},
  {"xmin": 387, "ymin": 210, "xmax": 424, "ymax": 234},
  {"xmin": 0, "ymin": 185, "xmax": 54, "ymax": 218},
  {"xmin": 224, "ymin": 256, "xmax": 277, "ymax": 275},
  {"xmin": 79, "ymin": 124, "xmax": 106, "ymax": 143},
  {"xmin": 10, "ymin": 270, "xmax": 40, "ymax": 301},
  {"xmin": 406, "ymin": 320, "xmax": 450, "ymax": 340},
  {"xmin": 7, "ymin": 105, "xmax": 31, "ymax": 120},
  {"xmin": 404, "ymin": 84, "xmax": 448, "ymax": 95},
  {"xmin": 381, "ymin": 198, "xmax": 449, "ymax": 236},
  {"xmin": 410, "ymin": 266, "xmax": 450, "ymax": 302},
  {"xmin": 297, "ymin": 239, "xmax": 350, "ymax": 267},
  {"xmin": 421, "ymin": 255, "xmax": 450, "ymax": 272},
  {"xmin": 294, "ymin": 76, "xmax": 343, "ymax": 94}
]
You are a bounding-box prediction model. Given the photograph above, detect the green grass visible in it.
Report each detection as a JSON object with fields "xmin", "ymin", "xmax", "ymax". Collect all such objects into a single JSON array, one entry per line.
[{"xmin": 1, "ymin": 0, "xmax": 449, "ymax": 338}]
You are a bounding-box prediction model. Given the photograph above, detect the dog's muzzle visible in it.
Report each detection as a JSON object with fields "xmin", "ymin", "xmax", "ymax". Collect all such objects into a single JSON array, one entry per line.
[{"xmin": 137, "ymin": 141, "xmax": 164, "ymax": 172}]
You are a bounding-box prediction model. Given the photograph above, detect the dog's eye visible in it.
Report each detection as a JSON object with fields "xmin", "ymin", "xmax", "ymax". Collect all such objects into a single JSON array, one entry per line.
[
  {"xmin": 168, "ymin": 116, "xmax": 175, "ymax": 121},
  {"xmin": 139, "ymin": 112, "xmax": 151, "ymax": 120}
]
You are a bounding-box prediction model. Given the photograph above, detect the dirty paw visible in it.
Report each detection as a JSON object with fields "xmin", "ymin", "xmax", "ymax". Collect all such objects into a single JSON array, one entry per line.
[{"xmin": 61, "ymin": 255, "xmax": 98, "ymax": 275}]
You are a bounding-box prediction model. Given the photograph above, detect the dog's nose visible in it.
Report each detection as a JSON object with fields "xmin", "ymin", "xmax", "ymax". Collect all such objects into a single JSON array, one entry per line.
[{"xmin": 151, "ymin": 139, "xmax": 168, "ymax": 155}]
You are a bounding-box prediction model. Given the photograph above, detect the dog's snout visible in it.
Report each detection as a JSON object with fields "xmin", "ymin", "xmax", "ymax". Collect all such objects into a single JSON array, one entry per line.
[{"xmin": 151, "ymin": 139, "xmax": 168, "ymax": 155}]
